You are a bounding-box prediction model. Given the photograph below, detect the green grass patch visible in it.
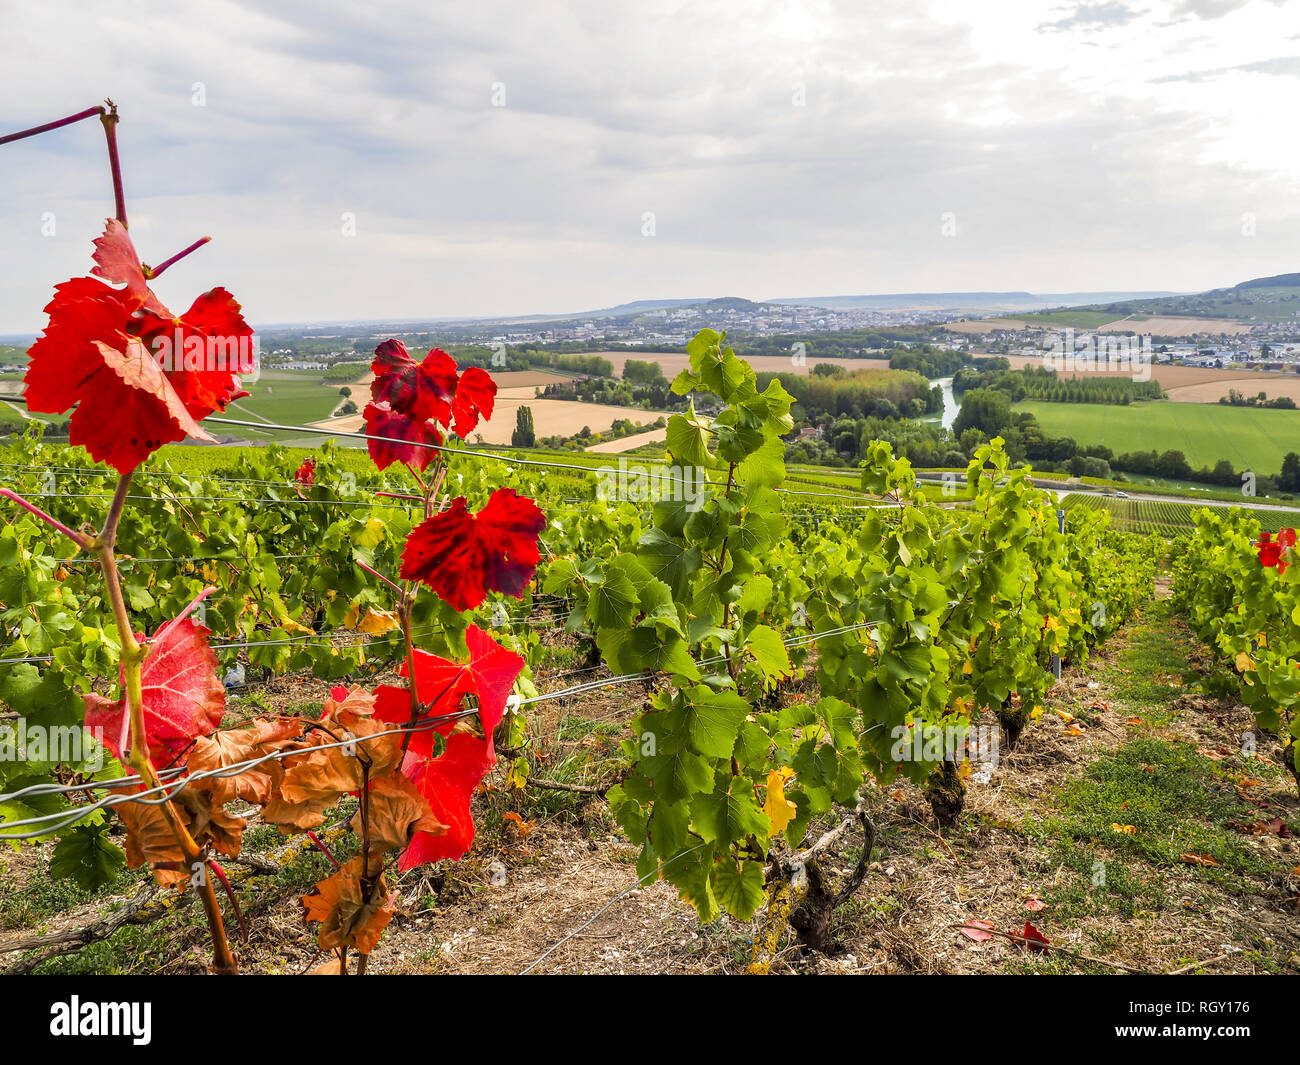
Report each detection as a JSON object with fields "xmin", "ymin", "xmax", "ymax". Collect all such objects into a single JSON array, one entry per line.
[
  {"xmin": 227, "ymin": 371, "xmax": 347, "ymax": 435},
  {"xmin": 0, "ymin": 860, "xmax": 145, "ymax": 930},
  {"xmin": 1024, "ymin": 736, "xmax": 1279, "ymax": 923},
  {"xmin": 1018, "ymin": 399, "xmax": 1300, "ymax": 473},
  {"xmin": 1087, "ymin": 600, "xmax": 1194, "ymax": 723}
]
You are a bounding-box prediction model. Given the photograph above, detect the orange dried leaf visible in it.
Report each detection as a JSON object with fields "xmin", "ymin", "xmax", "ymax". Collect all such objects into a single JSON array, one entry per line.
[
  {"xmin": 353, "ymin": 773, "xmax": 447, "ymax": 852},
  {"xmin": 502, "ymin": 811, "xmax": 536, "ymax": 836},
  {"xmin": 301, "ymin": 856, "xmax": 397, "ymax": 955},
  {"xmin": 187, "ymin": 717, "xmax": 305, "ymax": 805}
]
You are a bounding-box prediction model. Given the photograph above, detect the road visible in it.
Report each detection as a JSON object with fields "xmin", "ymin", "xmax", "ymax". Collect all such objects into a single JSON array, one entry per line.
[{"xmin": 914, "ymin": 472, "xmax": 1298, "ymax": 514}]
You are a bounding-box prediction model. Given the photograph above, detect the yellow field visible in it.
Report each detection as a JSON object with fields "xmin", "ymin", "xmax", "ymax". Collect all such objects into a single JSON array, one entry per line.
[
  {"xmin": 314, "ymin": 396, "xmax": 664, "ymax": 445},
  {"xmin": 1098, "ymin": 315, "xmax": 1253, "ymax": 337},
  {"xmin": 584, "ymin": 428, "xmax": 668, "ymax": 453}
]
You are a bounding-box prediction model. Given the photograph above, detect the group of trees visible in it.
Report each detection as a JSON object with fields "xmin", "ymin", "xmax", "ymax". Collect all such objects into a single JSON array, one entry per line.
[
  {"xmin": 512, "ymin": 406, "xmax": 535, "ymax": 448},
  {"xmin": 887, "ymin": 346, "xmax": 972, "ymax": 378},
  {"xmin": 541, "ymin": 359, "xmax": 683, "ymax": 411},
  {"xmin": 1281, "ymin": 453, "xmax": 1300, "ymax": 492},
  {"xmin": 1218, "ymin": 389, "xmax": 1298, "ymax": 410},
  {"xmin": 758, "ymin": 367, "xmax": 941, "ymax": 424},
  {"xmin": 1020, "ymin": 376, "xmax": 1163, "ymax": 404},
  {"xmin": 534, "ymin": 414, "xmax": 666, "ymax": 451},
  {"xmin": 953, "ymin": 363, "xmax": 1163, "ymax": 405},
  {"xmin": 786, "ymin": 417, "xmax": 963, "ymax": 469},
  {"xmin": 729, "ymin": 327, "xmax": 939, "ymax": 361}
]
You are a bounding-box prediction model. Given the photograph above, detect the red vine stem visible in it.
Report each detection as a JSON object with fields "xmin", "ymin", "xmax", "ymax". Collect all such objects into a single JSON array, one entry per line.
[
  {"xmin": 208, "ymin": 859, "xmax": 248, "ymax": 941},
  {"xmin": 396, "ymin": 457, "xmax": 446, "ymax": 756},
  {"xmin": 98, "ymin": 101, "xmax": 127, "ymax": 227},
  {"xmin": 147, "ymin": 235, "xmax": 211, "ymax": 279},
  {"xmin": 306, "ymin": 830, "xmax": 341, "ymax": 871},
  {"xmin": 0, "ymin": 105, "xmax": 104, "ymax": 146},
  {"xmin": 96, "ymin": 473, "xmax": 238, "ymax": 974},
  {"xmin": 0, "ymin": 488, "xmax": 92, "ymax": 549},
  {"xmin": 356, "ymin": 558, "xmax": 403, "ymax": 596}
]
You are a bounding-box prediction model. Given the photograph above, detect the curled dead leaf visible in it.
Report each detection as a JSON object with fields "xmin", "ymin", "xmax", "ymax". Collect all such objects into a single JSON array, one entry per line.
[
  {"xmin": 502, "ymin": 811, "xmax": 535, "ymax": 836},
  {"xmin": 301, "ymin": 856, "xmax": 397, "ymax": 955},
  {"xmin": 353, "ymin": 773, "xmax": 447, "ymax": 852}
]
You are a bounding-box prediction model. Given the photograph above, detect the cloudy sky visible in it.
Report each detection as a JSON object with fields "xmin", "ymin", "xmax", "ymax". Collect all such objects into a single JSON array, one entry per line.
[{"xmin": 1, "ymin": 0, "xmax": 1298, "ymax": 332}]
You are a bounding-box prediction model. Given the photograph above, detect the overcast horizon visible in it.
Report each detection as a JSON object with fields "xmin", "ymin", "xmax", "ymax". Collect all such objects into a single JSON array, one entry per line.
[{"xmin": 2, "ymin": 0, "xmax": 1299, "ymax": 333}]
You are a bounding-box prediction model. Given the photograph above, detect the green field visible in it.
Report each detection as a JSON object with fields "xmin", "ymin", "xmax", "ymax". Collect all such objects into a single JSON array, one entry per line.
[
  {"xmin": 229, "ymin": 371, "xmax": 345, "ymax": 426},
  {"xmin": 1018, "ymin": 400, "xmax": 1300, "ymax": 473},
  {"xmin": 2, "ymin": 368, "xmax": 348, "ymax": 443}
]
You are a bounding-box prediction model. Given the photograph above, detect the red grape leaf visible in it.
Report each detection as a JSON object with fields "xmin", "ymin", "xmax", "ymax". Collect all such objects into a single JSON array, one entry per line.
[
  {"xmin": 84, "ymin": 590, "xmax": 225, "ymax": 764},
  {"xmin": 1015, "ymin": 921, "xmax": 1051, "ymax": 951},
  {"xmin": 90, "ymin": 218, "xmax": 152, "ymax": 306},
  {"xmin": 146, "ymin": 287, "xmax": 253, "ymax": 422},
  {"xmin": 373, "ymin": 649, "xmax": 474, "ymax": 743},
  {"xmin": 362, "ymin": 400, "xmax": 443, "ymax": 472},
  {"xmin": 399, "ymin": 488, "xmax": 545, "ymax": 611},
  {"xmin": 67, "ymin": 339, "xmax": 216, "ymax": 473},
  {"xmin": 25, "ymin": 221, "xmax": 253, "ymax": 473},
  {"xmin": 370, "ymin": 340, "xmax": 458, "ymax": 425},
  {"xmin": 399, "ymin": 731, "xmax": 496, "ymax": 868},
  {"xmin": 460, "ymin": 625, "xmax": 525, "ymax": 733},
  {"xmin": 450, "ymin": 365, "xmax": 496, "ymax": 438},
  {"xmin": 24, "ymin": 279, "xmax": 134, "ymax": 414},
  {"xmin": 373, "ymin": 625, "xmax": 524, "ymax": 757}
]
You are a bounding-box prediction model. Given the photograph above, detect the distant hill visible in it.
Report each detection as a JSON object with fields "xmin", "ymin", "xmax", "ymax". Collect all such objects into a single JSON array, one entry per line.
[
  {"xmin": 768, "ymin": 291, "xmax": 1178, "ymax": 312},
  {"xmin": 1063, "ymin": 273, "xmax": 1300, "ymax": 323},
  {"xmin": 581, "ymin": 298, "xmax": 709, "ymax": 317},
  {"xmin": 1236, "ymin": 273, "xmax": 1300, "ymax": 291}
]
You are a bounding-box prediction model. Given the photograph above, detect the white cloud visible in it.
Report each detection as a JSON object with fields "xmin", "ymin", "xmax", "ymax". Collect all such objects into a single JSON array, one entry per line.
[{"xmin": 0, "ymin": 0, "xmax": 1298, "ymax": 331}]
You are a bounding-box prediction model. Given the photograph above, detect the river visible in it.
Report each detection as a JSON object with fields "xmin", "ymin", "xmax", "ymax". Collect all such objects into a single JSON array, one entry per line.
[{"xmin": 934, "ymin": 377, "xmax": 958, "ymax": 431}]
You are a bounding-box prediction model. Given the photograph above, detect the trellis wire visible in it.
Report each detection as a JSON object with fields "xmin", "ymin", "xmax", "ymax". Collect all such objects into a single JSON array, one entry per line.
[
  {"xmin": 0, "ymin": 602, "xmax": 575, "ymax": 664},
  {"xmin": 0, "ymin": 708, "xmax": 483, "ymax": 840}
]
